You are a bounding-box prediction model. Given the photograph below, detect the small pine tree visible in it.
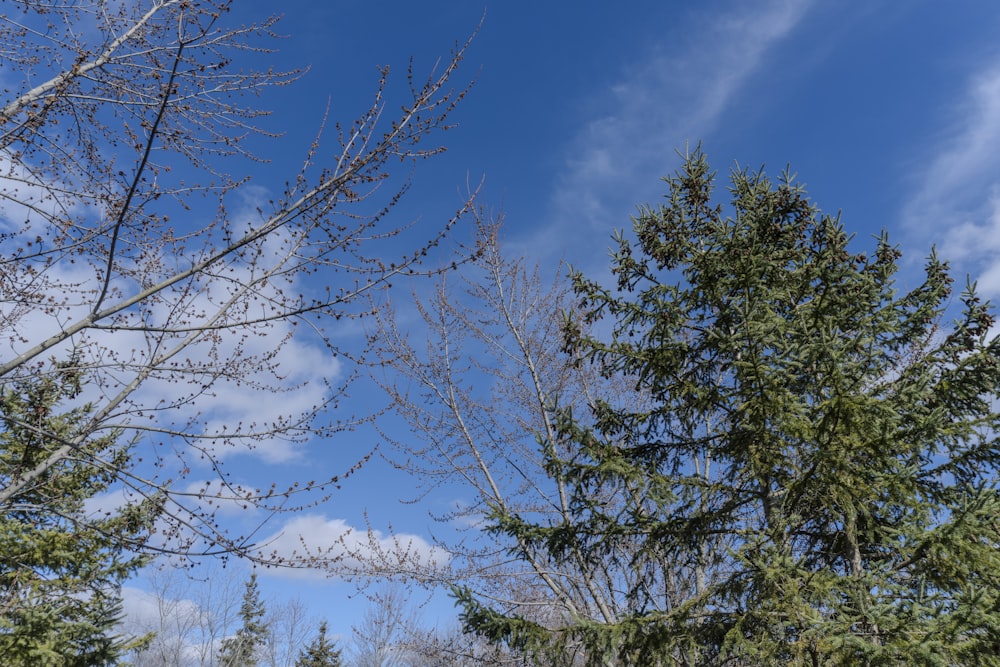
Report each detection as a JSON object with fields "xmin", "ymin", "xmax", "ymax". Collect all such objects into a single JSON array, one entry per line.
[
  {"xmin": 217, "ymin": 572, "xmax": 269, "ymax": 667},
  {"xmin": 296, "ymin": 620, "xmax": 343, "ymax": 667},
  {"xmin": 0, "ymin": 360, "xmax": 159, "ymax": 665}
]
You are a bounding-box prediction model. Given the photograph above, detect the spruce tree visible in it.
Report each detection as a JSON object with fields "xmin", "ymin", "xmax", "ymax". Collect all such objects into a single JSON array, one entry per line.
[
  {"xmin": 218, "ymin": 572, "xmax": 268, "ymax": 667},
  {"xmin": 0, "ymin": 360, "xmax": 159, "ymax": 665},
  {"xmin": 296, "ymin": 620, "xmax": 343, "ymax": 667},
  {"xmin": 458, "ymin": 149, "xmax": 1000, "ymax": 665}
]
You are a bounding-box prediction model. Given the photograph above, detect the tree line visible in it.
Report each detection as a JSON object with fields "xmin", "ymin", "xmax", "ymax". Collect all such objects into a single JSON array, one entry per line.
[
  {"xmin": 125, "ymin": 571, "xmax": 511, "ymax": 667},
  {"xmin": 2, "ymin": 1, "xmax": 999, "ymax": 666}
]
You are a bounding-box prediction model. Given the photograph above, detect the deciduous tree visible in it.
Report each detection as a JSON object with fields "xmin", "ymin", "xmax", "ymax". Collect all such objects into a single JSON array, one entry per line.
[
  {"xmin": 460, "ymin": 149, "xmax": 1000, "ymax": 665},
  {"xmin": 349, "ymin": 586, "xmax": 419, "ymax": 667},
  {"xmin": 371, "ymin": 219, "xmax": 653, "ymax": 665},
  {"xmin": 0, "ymin": 0, "xmax": 475, "ymax": 564}
]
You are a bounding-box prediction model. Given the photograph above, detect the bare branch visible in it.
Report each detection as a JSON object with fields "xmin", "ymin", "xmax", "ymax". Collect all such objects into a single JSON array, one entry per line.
[{"xmin": 0, "ymin": 1, "xmax": 479, "ymax": 566}]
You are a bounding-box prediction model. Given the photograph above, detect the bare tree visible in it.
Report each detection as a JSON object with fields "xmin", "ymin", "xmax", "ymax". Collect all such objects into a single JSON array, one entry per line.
[
  {"xmin": 349, "ymin": 584, "xmax": 519, "ymax": 667},
  {"xmin": 368, "ymin": 219, "xmax": 707, "ymax": 664},
  {"xmin": 126, "ymin": 563, "xmax": 244, "ymax": 667},
  {"xmin": 0, "ymin": 1, "xmax": 476, "ymax": 564},
  {"xmin": 349, "ymin": 586, "xmax": 420, "ymax": 667},
  {"xmin": 264, "ymin": 597, "xmax": 315, "ymax": 667},
  {"xmin": 401, "ymin": 622, "xmax": 526, "ymax": 667}
]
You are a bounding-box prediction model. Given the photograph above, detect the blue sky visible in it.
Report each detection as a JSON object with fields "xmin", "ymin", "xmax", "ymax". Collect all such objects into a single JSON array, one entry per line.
[
  {"xmin": 119, "ymin": 0, "xmax": 1000, "ymax": 650},
  {"xmin": 237, "ymin": 1, "xmax": 1000, "ymax": 277}
]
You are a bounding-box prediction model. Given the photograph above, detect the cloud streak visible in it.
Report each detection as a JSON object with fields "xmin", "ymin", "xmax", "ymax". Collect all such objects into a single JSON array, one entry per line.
[
  {"xmin": 901, "ymin": 63, "xmax": 1000, "ymax": 296},
  {"xmin": 542, "ymin": 0, "xmax": 812, "ymax": 255}
]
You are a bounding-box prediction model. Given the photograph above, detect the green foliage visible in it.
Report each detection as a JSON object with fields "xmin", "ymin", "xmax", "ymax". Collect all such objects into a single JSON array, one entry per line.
[
  {"xmin": 296, "ymin": 620, "xmax": 343, "ymax": 667},
  {"xmin": 218, "ymin": 572, "xmax": 269, "ymax": 667},
  {"xmin": 459, "ymin": 149, "xmax": 1000, "ymax": 666},
  {"xmin": 0, "ymin": 360, "xmax": 159, "ymax": 665}
]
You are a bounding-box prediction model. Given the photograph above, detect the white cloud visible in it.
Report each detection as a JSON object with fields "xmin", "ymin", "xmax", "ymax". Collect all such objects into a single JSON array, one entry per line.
[
  {"xmin": 906, "ymin": 67, "xmax": 1000, "ymax": 223},
  {"xmin": 121, "ymin": 584, "xmax": 207, "ymax": 639},
  {"xmin": 972, "ymin": 192, "xmax": 1000, "ymax": 296},
  {"xmin": 178, "ymin": 479, "xmax": 265, "ymax": 517},
  {"xmin": 0, "ymin": 168, "xmax": 344, "ymax": 466},
  {"xmin": 0, "ymin": 150, "xmax": 89, "ymax": 232},
  {"xmin": 256, "ymin": 514, "xmax": 449, "ymax": 581},
  {"xmin": 901, "ymin": 64, "xmax": 1000, "ymax": 296}
]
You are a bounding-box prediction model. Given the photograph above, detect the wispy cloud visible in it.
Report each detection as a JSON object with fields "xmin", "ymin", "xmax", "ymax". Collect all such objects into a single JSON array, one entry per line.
[
  {"xmin": 536, "ymin": 0, "xmax": 812, "ymax": 261},
  {"xmin": 901, "ymin": 63, "xmax": 1000, "ymax": 295}
]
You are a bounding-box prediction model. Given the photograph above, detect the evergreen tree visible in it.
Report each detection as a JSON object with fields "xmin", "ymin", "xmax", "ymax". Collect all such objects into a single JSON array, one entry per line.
[
  {"xmin": 296, "ymin": 620, "xmax": 343, "ymax": 667},
  {"xmin": 458, "ymin": 149, "xmax": 1000, "ymax": 665},
  {"xmin": 0, "ymin": 360, "xmax": 158, "ymax": 665},
  {"xmin": 218, "ymin": 572, "xmax": 268, "ymax": 667}
]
